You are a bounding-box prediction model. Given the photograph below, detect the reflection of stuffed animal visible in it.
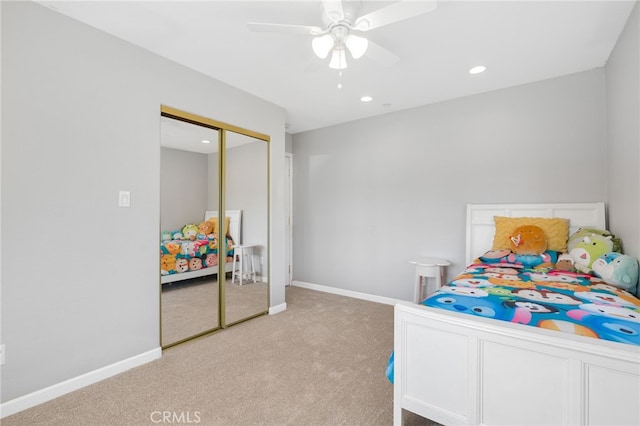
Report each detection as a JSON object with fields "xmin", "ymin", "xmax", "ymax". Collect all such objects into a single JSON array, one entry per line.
[
  {"xmin": 188, "ymin": 257, "xmax": 203, "ymax": 271},
  {"xmin": 161, "ymin": 231, "xmax": 172, "ymax": 242},
  {"xmin": 181, "ymin": 242, "xmax": 197, "ymax": 257},
  {"xmin": 175, "ymin": 258, "xmax": 189, "ymax": 273},
  {"xmin": 163, "ymin": 242, "xmax": 181, "ymax": 255},
  {"xmin": 198, "ymin": 221, "xmax": 214, "ymax": 240},
  {"xmin": 509, "ymin": 225, "xmax": 547, "ymax": 255},
  {"xmin": 592, "ymin": 253, "xmax": 639, "ymax": 294},
  {"xmin": 182, "ymin": 224, "xmax": 199, "ymax": 241},
  {"xmin": 205, "ymin": 253, "xmax": 218, "ymax": 267},
  {"xmin": 161, "ymin": 254, "xmax": 176, "ymax": 275}
]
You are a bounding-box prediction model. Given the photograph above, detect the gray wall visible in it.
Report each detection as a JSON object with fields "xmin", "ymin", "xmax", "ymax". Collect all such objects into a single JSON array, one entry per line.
[
  {"xmin": 160, "ymin": 147, "xmax": 209, "ymax": 231},
  {"xmin": 207, "ymin": 151, "xmax": 220, "ymax": 212},
  {"xmin": 1, "ymin": 1, "xmax": 285, "ymax": 403},
  {"xmin": 226, "ymin": 141, "xmax": 269, "ymax": 275},
  {"xmin": 606, "ymin": 1, "xmax": 639, "ymax": 261},
  {"xmin": 285, "ymin": 133, "xmax": 293, "ymax": 154},
  {"xmin": 292, "ymin": 69, "xmax": 609, "ymax": 301}
]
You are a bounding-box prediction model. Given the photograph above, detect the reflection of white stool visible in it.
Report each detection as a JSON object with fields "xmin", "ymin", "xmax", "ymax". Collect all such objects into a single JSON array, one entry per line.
[
  {"xmin": 409, "ymin": 257, "xmax": 451, "ymax": 303},
  {"xmin": 232, "ymin": 244, "xmax": 258, "ymax": 285}
]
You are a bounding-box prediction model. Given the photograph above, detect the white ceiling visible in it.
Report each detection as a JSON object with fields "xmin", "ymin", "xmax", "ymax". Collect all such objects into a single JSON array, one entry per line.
[
  {"xmin": 37, "ymin": 0, "xmax": 636, "ymax": 134},
  {"xmin": 161, "ymin": 116, "xmax": 260, "ymax": 154},
  {"xmin": 161, "ymin": 116, "xmax": 220, "ymax": 154}
]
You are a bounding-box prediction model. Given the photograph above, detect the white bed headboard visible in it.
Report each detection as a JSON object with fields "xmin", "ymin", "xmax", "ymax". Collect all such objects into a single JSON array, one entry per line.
[
  {"xmin": 466, "ymin": 202, "xmax": 606, "ymax": 264},
  {"xmin": 204, "ymin": 210, "xmax": 242, "ymax": 245}
]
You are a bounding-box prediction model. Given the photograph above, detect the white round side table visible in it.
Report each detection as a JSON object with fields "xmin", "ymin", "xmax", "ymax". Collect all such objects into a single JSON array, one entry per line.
[{"xmin": 409, "ymin": 257, "xmax": 451, "ymax": 303}]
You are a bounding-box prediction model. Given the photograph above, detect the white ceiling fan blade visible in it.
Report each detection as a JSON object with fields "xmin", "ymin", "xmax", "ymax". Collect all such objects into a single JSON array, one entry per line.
[
  {"xmin": 322, "ymin": 0, "xmax": 345, "ymax": 23},
  {"xmin": 355, "ymin": 0, "xmax": 438, "ymax": 32},
  {"xmin": 247, "ymin": 22, "xmax": 324, "ymax": 36},
  {"xmin": 364, "ymin": 40, "xmax": 399, "ymax": 67}
]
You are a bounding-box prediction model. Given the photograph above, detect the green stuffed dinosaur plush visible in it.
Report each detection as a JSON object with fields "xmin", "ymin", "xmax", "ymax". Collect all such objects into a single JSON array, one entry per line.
[
  {"xmin": 567, "ymin": 228, "xmax": 621, "ymax": 274},
  {"xmin": 181, "ymin": 223, "xmax": 200, "ymax": 241}
]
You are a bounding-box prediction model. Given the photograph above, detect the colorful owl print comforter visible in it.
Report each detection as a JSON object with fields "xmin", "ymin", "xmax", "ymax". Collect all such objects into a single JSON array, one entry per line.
[{"xmin": 423, "ymin": 260, "xmax": 640, "ymax": 346}]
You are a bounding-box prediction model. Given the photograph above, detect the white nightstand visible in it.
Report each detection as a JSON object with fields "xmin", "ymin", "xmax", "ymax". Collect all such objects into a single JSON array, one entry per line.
[
  {"xmin": 232, "ymin": 244, "xmax": 259, "ymax": 285},
  {"xmin": 409, "ymin": 257, "xmax": 451, "ymax": 303}
]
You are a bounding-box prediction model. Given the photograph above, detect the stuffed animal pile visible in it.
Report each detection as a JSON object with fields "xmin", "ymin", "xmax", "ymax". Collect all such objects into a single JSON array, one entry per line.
[
  {"xmin": 480, "ymin": 225, "xmax": 639, "ymax": 296},
  {"xmin": 160, "ymin": 217, "xmax": 235, "ymax": 276},
  {"xmin": 163, "ymin": 217, "xmax": 219, "ymax": 243},
  {"xmin": 557, "ymin": 227, "xmax": 638, "ymax": 295}
]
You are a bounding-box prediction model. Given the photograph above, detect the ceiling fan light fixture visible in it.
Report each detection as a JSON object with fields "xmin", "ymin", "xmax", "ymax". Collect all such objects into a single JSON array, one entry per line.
[
  {"xmin": 329, "ymin": 47, "xmax": 348, "ymax": 70},
  {"xmin": 312, "ymin": 34, "xmax": 334, "ymax": 59},
  {"xmin": 345, "ymin": 34, "xmax": 368, "ymax": 59}
]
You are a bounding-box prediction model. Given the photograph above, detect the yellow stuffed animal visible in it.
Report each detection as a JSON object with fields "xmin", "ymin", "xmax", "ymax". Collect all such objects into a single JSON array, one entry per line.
[{"xmin": 509, "ymin": 225, "xmax": 547, "ymax": 255}]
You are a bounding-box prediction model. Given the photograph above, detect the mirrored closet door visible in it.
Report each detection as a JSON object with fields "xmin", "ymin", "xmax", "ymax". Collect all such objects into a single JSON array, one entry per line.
[
  {"xmin": 160, "ymin": 115, "xmax": 221, "ymax": 347},
  {"xmin": 159, "ymin": 106, "xmax": 269, "ymax": 348},
  {"xmin": 224, "ymin": 131, "xmax": 269, "ymax": 326}
]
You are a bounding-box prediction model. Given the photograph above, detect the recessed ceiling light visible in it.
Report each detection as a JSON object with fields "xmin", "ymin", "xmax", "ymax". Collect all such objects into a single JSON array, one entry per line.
[
  {"xmin": 469, "ymin": 65, "xmax": 486, "ymax": 74},
  {"xmin": 201, "ymin": 140, "xmax": 211, "ymax": 144},
  {"xmin": 361, "ymin": 96, "xmax": 373, "ymax": 102}
]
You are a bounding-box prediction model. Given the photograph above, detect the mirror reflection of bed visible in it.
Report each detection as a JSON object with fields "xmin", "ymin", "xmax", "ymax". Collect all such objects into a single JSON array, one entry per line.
[{"xmin": 160, "ymin": 113, "xmax": 268, "ymax": 347}]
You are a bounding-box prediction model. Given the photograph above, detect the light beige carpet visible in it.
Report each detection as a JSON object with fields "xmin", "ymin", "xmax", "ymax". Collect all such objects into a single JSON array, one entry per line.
[{"xmin": 3, "ymin": 286, "xmax": 438, "ymax": 426}]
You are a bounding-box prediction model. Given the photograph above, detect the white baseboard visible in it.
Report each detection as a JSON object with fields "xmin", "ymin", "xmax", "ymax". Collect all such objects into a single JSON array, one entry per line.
[
  {"xmin": 269, "ymin": 302, "xmax": 287, "ymax": 315},
  {"xmin": 292, "ymin": 280, "xmax": 402, "ymax": 306},
  {"xmin": 0, "ymin": 347, "xmax": 162, "ymax": 419}
]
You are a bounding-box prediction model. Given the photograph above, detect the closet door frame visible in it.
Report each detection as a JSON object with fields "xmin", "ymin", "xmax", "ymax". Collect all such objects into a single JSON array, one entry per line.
[{"xmin": 160, "ymin": 105, "xmax": 270, "ymax": 346}]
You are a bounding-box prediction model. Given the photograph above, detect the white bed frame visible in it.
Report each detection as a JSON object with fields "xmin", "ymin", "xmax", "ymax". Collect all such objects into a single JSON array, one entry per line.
[
  {"xmin": 394, "ymin": 202, "xmax": 640, "ymax": 426},
  {"xmin": 161, "ymin": 210, "xmax": 242, "ymax": 285}
]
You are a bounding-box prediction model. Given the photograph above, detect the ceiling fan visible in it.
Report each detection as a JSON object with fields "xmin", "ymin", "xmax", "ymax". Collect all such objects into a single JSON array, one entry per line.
[{"xmin": 247, "ymin": 0, "xmax": 438, "ymax": 70}]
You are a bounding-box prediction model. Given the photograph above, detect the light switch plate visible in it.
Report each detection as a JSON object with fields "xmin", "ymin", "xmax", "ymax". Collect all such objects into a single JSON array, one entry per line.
[{"xmin": 119, "ymin": 191, "xmax": 130, "ymax": 207}]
